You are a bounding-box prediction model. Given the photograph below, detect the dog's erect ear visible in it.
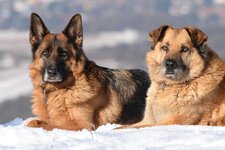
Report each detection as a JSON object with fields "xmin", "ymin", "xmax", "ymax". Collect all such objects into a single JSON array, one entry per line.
[
  {"xmin": 148, "ymin": 25, "xmax": 170, "ymax": 49},
  {"xmin": 62, "ymin": 14, "xmax": 83, "ymax": 47},
  {"xmin": 185, "ymin": 26, "xmax": 208, "ymax": 48},
  {"xmin": 29, "ymin": 13, "xmax": 50, "ymax": 47}
]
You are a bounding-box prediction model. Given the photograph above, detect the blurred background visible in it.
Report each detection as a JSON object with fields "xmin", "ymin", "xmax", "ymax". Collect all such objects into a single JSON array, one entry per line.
[{"xmin": 0, "ymin": 0, "xmax": 225, "ymax": 124}]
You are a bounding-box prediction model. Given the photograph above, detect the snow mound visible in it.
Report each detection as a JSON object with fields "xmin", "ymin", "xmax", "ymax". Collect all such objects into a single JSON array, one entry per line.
[{"xmin": 1, "ymin": 118, "xmax": 225, "ymax": 150}]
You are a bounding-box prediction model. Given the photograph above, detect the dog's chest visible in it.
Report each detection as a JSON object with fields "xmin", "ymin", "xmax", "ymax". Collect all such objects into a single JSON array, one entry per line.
[
  {"xmin": 45, "ymin": 88, "xmax": 96, "ymax": 116},
  {"xmin": 152, "ymin": 89, "xmax": 177, "ymax": 122},
  {"xmin": 43, "ymin": 90, "xmax": 81, "ymax": 126},
  {"xmin": 152, "ymin": 86, "xmax": 194, "ymax": 122},
  {"xmin": 46, "ymin": 92, "xmax": 68, "ymax": 116}
]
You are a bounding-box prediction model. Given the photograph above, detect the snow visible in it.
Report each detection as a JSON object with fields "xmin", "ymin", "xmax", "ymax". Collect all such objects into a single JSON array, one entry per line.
[{"xmin": 1, "ymin": 118, "xmax": 225, "ymax": 150}]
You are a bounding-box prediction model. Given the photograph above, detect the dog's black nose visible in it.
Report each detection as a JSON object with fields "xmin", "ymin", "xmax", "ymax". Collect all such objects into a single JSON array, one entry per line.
[
  {"xmin": 47, "ymin": 65, "xmax": 57, "ymax": 77},
  {"xmin": 165, "ymin": 59, "xmax": 178, "ymax": 70}
]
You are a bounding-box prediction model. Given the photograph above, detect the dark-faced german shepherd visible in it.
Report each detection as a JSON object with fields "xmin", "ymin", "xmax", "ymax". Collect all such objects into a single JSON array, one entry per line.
[{"xmin": 26, "ymin": 13, "xmax": 150, "ymax": 131}]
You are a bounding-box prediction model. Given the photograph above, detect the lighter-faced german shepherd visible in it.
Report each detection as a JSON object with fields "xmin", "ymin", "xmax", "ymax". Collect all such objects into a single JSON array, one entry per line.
[
  {"xmin": 118, "ymin": 25, "xmax": 225, "ymax": 129},
  {"xmin": 26, "ymin": 13, "xmax": 150, "ymax": 131}
]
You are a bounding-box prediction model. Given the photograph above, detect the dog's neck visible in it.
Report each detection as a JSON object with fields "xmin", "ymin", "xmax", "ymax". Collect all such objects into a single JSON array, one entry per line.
[
  {"xmin": 159, "ymin": 80, "xmax": 190, "ymax": 91},
  {"xmin": 41, "ymin": 84, "xmax": 72, "ymax": 104},
  {"xmin": 41, "ymin": 86, "xmax": 59, "ymax": 104},
  {"xmin": 160, "ymin": 82, "xmax": 166, "ymax": 91},
  {"xmin": 43, "ymin": 88, "xmax": 48, "ymax": 104},
  {"xmin": 41, "ymin": 83, "xmax": 54, "ymax": 104}
]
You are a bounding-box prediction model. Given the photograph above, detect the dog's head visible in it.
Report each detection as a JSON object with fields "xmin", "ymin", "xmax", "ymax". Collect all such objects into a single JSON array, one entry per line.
[
  {"xmin": 146, "ymin": 25, "xmax": 209, "ymax": 84},
  {"xmin": 29, "ymin": 13, "xmax": 85, "ymax": 87}
]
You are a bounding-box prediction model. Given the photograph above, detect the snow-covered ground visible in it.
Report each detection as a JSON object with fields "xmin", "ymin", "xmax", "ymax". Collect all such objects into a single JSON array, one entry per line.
[{"xmin": 1, "ymin": 118, "xmax": 225, "ymax": 150}]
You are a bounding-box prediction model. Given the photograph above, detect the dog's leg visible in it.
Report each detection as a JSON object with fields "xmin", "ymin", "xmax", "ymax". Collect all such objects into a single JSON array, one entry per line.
[
  {"xmin": 116, "ymin": 120, "xmax": 150, "ymax": 129},
  {"xmin": 75, "ymin": 120, "xmax": 96, "ymax": 131},
  {"xmin": 26, "ymin": 119, "xmax": 54, "ymax": 131},
  {"xmin": 67, "ymin": 106, "xmax": 96, "ymax": 131},
  {"xmin": 116, "ymin": 119, "xmax": 175, "ymax": 130},
  {"xmin": 117, "ymin": 114, "xmax": 201, "ymax": 129}
]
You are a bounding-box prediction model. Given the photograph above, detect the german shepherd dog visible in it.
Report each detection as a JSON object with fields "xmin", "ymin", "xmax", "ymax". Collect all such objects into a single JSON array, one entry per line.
[
  {"xmin": 119, "ymin": 25, "xmax": 225, "ymax": 129},
  {"xmin": 26, "ymin": 13, "xmax": 150, "ymax": 131}
]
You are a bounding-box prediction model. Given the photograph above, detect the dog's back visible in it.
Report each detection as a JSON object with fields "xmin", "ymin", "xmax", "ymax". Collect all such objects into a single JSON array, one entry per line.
[
  {"xmin": 109, "ymin": 69, "xmax": 150, "ymax": 124},
  {"xmin": 85, "ymin": 62, "xmax": 150, "ymax": 124}
]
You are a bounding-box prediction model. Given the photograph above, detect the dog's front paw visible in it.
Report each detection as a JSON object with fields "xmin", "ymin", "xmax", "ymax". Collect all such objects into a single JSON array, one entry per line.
[
  {"xmin": 26, "ymin": 119, "xmax": 47, "ymax": 128},
  {"xmin": 114, "ymin": 125, "xmax": 129, "ymax": 130}
]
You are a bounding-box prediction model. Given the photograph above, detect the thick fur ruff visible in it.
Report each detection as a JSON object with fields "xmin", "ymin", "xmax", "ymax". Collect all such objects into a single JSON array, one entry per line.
[
  {"xmin": 119, "ymin": 25, "xmax": 225, "ymax": 129},
  {"xmin": 27, "ymin": 13, "xmax": 150, "ymax": 131}
]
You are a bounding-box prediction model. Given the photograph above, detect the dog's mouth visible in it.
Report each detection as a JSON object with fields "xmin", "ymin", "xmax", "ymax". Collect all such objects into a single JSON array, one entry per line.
[
  {"xmin": 43, "ymin": 73, "xmax": 63, "ymax": 83},
  {"xmin": 164, "ymin": 69, "xmax": 177, "ymax": 79},
  {"xmin": 163, "ymin": 68, "xmax": 189, "ymax": 83},
  {"xmin": 44, "ymin": 77, "xmax": 63, "ymax": 83}
]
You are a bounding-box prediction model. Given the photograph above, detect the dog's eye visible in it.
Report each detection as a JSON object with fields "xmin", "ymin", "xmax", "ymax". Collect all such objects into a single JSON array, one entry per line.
[
  {"xmin": 60, "ymin": 50, "xmax": 68, "ymax": 58},
  {"xmin": 161, "ymin": 45, "xmax": 168, "ymax": 52},
  {"xmin": 42, "ymin": 50, "xmax": 50, "ymax": 58},
  {"xmin": 181, "ymin": 46, "xmax": 189, "ymax": 52}
]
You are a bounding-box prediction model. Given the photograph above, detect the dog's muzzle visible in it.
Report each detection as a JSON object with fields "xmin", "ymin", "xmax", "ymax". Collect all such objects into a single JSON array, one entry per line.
[
  {"xmin": 43, "ymin": 65, "xmax": 63, "ymax": 82},
  {"xmin": 164, "ymin": 59, "xmax": 178, "ymax": 78}
]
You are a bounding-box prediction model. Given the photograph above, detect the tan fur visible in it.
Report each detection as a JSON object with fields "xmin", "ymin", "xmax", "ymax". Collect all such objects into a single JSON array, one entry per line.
[
  {"xmin": 120, "ymin": 25, "xmax": 225, "ymax": 129},
  {"xmin": 27, "ymin": 13, "xmax": 149, "ymax": 131},
  {"xmin": 28, "ymin": 37, "xmax": 123, "ymax": 130}
]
